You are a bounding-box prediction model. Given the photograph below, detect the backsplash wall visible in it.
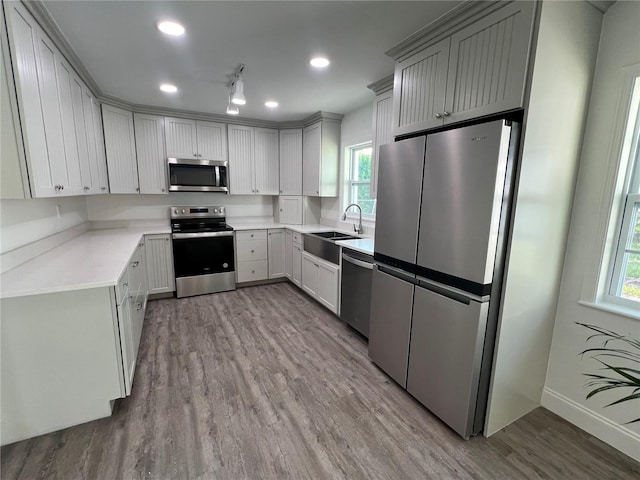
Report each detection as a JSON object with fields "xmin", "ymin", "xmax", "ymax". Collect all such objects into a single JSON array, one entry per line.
[{"xmin": 85, "ymin": 192, "xmax": 273, "ymax": 223}]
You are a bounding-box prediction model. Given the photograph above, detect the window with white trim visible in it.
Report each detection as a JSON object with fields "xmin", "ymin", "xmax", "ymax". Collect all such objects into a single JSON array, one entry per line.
[
  {"xmin": 608, "ymin": 75, "xmax": 640, "ymax": 306},
  {"xmin": 346, "ymin": 143, "xmax": 375, "ymax": 220}
]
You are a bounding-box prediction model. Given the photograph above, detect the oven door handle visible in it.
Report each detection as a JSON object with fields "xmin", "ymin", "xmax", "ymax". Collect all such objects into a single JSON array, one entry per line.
[{"xmin": 172, "ymin": 232, "xmax": 234, "ymax": 239}]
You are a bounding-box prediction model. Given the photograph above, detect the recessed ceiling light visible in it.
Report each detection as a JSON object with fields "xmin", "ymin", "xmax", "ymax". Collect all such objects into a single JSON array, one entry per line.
[
  {"xmin": 157, "ymin": 21, "xmax": 185, "ymax": 36},
  {"xmin": 310, "ymin": 57, "xmax": 330, "ymax": 68},
  {"xmin": 265, "ymin": 101, "xmax": 279, "ymax": 108},
  {"xmin": 159, "ymin": 83, "xmax": 178, "ymax": 93}
]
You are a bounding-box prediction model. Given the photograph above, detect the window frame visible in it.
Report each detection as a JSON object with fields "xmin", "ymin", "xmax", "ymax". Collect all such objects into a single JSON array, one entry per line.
[
  {"xmin": 605, "ymin": 75, "xmax": 640, "ymax": 309},
  {"xmin": 345, "ymin": 142, "xmax": 375, "ymax": 221}
]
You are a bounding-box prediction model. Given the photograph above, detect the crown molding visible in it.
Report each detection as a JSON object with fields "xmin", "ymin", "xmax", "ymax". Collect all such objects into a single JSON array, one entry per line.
[
  {"xmin": 21, "ymin": 0, "xmax": 103, "ymax": 96},
  {"xmin": 385, "ymin": 0, "xmax": 511, "ymax": 62},
  {"xmin": 367, "ymin": 74, "xmax": 394, "ymax": 95},
  {"xmin": 302, "ymin": 111, "xmax": 344, "ymax": 127}
]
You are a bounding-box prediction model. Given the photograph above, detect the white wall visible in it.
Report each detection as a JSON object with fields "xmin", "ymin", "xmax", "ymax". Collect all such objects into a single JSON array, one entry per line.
[
  {"xmin": 86, "ymin": 192, "xmax": 273, "ymax": 223},
  {"xmin": 543, "ymin": 1, "xmax": 640, "ymax": 461},
  {"xmin": 0, "ymin": 197, "xmax": 88, "ymax": 254},
  {"xmin": 321, "ymin": 102, "xmax": 374, "ymax": 234}
]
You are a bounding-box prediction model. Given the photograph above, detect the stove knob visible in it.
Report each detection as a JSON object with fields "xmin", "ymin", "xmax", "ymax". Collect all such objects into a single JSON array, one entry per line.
[
  {"xmin": 213, "ymin": 208, "xmax": 218, "ymax": 213},
  {"xmin": 223, "ymin": 262, "xmax": 228, "ymax": 268},
  {"xmin": 181, "ymin": 209, "xmax": 186, "ymax": 214}
]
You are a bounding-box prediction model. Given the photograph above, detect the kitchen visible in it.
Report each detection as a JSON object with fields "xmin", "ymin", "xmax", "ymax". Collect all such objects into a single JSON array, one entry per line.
[{"xmin": 2, "ymin": 2, "xmax": 637, "ymax": 476}]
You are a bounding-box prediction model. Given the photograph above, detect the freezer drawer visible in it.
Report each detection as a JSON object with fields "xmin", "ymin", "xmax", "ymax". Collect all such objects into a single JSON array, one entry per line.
[
  {"xmin": 417, "ymin": 120, "xmax": 513, "ymax": 288},
  {"xmin": 368, "ymin": 266, "xmax": 415, "ymax": 388},
  {"xmin": 407, "ymin": 284, "xmax": 489, "ymax": 439}
]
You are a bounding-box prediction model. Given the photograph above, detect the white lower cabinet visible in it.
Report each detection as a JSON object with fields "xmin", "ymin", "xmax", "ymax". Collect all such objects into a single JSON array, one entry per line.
[
  {"xmin": 268, "ymin": 229, "xmax": 286, "ymax": 279},
  {"xmin": 145, "ymin": 234, "xmax": 175, "ymax": 294},
  {"xmin": 292, "ymin": 242, "xmax": 302, "ymax": 288},
  {"xmin": 236, "ymin": 230, "xmax": 268, "ymax": 283},
  {"xmin": 285, "ymin": 230, "xmax": 293, "ymax": 279},
  {"xmin": 301, "ymin": 251, "xmax": 340, "ymax": 314},
  {"xmin": 285, "ymin": 228, "xmax": 303, "ymax": 288}
]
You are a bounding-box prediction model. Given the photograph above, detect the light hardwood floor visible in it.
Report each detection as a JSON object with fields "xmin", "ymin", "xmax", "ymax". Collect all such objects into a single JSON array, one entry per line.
[{"xmin": 2, "ymin": 283, "xmax": 639, "ymax": 479}]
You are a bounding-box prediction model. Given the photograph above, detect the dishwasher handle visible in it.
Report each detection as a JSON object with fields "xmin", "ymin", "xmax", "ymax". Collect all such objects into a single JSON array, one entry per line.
[{"xmin": 342, "ymin": 253, "xmax": 374, "ymax": 270}]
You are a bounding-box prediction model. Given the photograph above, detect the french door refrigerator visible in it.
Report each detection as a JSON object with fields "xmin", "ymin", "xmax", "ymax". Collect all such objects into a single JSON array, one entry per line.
[{"xmin": 369, "ymin": 119, "xmax": 519, "ymax": 439}]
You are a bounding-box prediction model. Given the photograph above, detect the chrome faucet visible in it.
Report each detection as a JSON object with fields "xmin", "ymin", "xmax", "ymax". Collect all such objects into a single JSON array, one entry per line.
[{"xmin": 342, "ymin": 203, "xmax": 363, "ymax": 235}]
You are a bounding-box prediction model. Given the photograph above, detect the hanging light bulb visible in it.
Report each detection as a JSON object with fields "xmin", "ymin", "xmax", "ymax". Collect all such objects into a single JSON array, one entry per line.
[
  {"xmin": 231, "ymin": 75, "xmax": 246, "ymax": 105},
  {"xmin": 226, "ymin": 93, "xmax": 239, "ymax": 115}
]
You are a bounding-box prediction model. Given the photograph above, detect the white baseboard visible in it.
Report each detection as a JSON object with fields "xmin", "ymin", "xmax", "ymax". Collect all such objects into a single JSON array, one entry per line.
[{"xmin": 541, "ymin": 387, "xmax": 640, "ymax": 462}]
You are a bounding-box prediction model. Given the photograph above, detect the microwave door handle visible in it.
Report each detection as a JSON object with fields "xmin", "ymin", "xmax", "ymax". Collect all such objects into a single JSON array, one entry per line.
[{"xmin": 215, "ymin": 165, "xmax": 221, "ymax": 187}]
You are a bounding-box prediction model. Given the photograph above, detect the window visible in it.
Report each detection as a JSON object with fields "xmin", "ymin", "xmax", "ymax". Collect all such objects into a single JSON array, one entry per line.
[
  {"xmin": 608, "ymin": 76, "xmax": 640, "ymax": 307},
  {"xmin": 346, "ymin": 143, "xmax": 375, "ymax": 219}
]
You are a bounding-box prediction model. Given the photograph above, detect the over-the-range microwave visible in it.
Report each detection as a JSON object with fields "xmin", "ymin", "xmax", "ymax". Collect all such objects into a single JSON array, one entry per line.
[{"xmin": 168, "ymin": 158, "xmax": 229, "ymax": 193}]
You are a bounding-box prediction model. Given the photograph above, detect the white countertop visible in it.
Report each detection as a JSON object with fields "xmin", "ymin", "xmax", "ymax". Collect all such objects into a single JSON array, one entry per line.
[
  {"xmin": 1, "ymin": 226, "xmax": 169, "ymax": 299},
  {"xmin": 335, "ymin": 238, "xmax": 375, "ymax": 256}
]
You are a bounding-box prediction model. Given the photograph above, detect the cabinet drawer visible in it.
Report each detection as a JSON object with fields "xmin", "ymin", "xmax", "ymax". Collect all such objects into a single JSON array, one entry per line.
[
  {"xmin": 236, "ymin": 230, "xmax": 267, "ymax": 242},
  {"xmin": 116, "ymin": 270, "xmax": 129, "ymax": 305},
  {"xmin": 292, "ymin": 231, "xmax": 302, "ymax": 245},
  {"xmin": 236, "ymin": 239, "xmax": 268, "ymax": 261},
  {"xmin": 237, "ymin": 260, "xmax": 268, "ymax": 283}
]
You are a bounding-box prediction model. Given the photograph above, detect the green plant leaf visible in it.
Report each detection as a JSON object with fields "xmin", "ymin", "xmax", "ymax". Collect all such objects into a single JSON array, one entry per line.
[
  {"xmin": 596, "ymin": 360, "xmax": 640, "ymax": 385},
  {"xmin": 605, "ymin": 392, "xmax": 640, "ymax": 407},
  {"xmin": 624, "ymin": 418, "xmax": 640, "ymax": 424},
  {"xmin": 586, "ymin": 384, "xmax": 623, "ymax": 399}
]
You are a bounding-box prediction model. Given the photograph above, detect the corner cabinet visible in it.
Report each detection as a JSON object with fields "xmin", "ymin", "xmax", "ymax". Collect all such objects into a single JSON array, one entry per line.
[
  {"xmin": 392, "ymin": 1, "xmax": 535, "ymax": 136},
  {"xmin": 102, "ymin": 105, "xmax": 139, "ymax": 194},
  {"xmin": 303, "ymin": 120, "xmax": 340, "ymax": 197},
  {"xmin": 228, "ymin": 125, "xmax": 279, "ymax": 195}
]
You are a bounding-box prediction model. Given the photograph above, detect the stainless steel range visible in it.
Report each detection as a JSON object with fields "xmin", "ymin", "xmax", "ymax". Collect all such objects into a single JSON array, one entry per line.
[{"xmin": 170, "ymin": 206, "xmax": 235, "ymax": 298}]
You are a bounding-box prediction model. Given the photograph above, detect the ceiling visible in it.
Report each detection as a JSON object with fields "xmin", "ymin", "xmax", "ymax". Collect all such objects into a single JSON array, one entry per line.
[{"xmin": 42, "ymin": 1, "xmax": 462, "ymax": 122}]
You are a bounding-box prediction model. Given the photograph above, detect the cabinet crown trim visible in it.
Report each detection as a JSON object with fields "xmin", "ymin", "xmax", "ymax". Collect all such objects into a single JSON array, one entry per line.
[
  {"xmin": 385, "ymin": 0, "xmax": 512, "ymax": 62},
  {"xmin": 367, "ymin": 75, "xmax": 394, "ymax": 95}
]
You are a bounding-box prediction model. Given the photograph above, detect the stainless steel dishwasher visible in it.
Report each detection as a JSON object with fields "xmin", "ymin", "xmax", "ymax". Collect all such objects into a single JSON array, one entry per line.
[{"xmin": 340, "ymin": 248, "xmax": 375, "ymax": 338}]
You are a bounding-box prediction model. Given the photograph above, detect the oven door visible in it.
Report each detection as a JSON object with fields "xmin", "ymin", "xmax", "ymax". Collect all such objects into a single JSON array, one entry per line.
[
  {"xmin": 172, "ymin": 232, "xmax": 235, "ymax": 277},
  {"xmin": 168, "ymin": 158, "xmax": 228, "ymax": 192}
]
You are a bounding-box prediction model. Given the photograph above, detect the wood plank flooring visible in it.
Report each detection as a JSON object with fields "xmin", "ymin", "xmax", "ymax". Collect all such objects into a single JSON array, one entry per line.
[{"xmin": 2, "ymin": 283, "xmax": 639, "ymax": 479}]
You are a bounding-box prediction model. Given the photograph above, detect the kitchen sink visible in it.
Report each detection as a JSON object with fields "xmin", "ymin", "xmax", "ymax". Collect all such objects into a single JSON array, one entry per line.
[{"xmin": 303, "ymin": 231, "xmax": 361, "ymax": 264}]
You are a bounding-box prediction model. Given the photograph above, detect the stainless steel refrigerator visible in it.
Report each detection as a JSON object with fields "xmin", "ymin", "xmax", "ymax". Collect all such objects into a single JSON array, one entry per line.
[{"xmin": 369, "ymin": 119, "xmax": 520, "ymax": 439}]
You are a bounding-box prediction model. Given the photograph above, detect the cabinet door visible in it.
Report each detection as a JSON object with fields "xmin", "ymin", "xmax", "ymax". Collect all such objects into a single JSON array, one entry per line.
[
  {"xmin": 145, "ymin": 234, "xmax": 175, "ymax": 294},
  {"xmin": 301, "ymin": 252, "xmax": 319, "ymax": 297},
  {"xmin": 278, "ymin": 196, "xmax": 302, "ymax": 225},
  {"xmin": 134, "ymin": 114, "xmax": 167, "ymax": 194},
  {"xmin": 392, "ymin": 38, "xmax": 449, "ymax": 136},
  {"xmin": 268, "ymin": 229, "xmax": 286, "ymax": 279},
  {"xmin": 302, "ymin": 122, "xmax": 321, "ymax": 196},
  {"xmin": 117, "ymin": 294, "xmax": 135, "ymax": 395},
  {"xmin": 5, "ymin": 2, "xmax": 56, "ymax": 197},
  {"xmin": 292, "ymin": 243, "xmax": 302, "ymax": 288},
  {"xmin": 279, "ymin": 128, "xmax": 302, "ymax": 195},
  {"xmin": 102, "ymin": 105, "xmax": 139, "ymax": 194},
  {"xmin": 228, "ymin": 124, "xmax": 254, "ymax": 194},
  {"xmin": 82, "ymin": 89, "xmax": 101, "ymax": 193},
  {"xmin": 165, "ymin": 116, "xmax": 197, "ymax": 159},
  {"xmin": 254, "ymin": 128, "xmax": 279, "ymax": 195},
  {"xmin": 92, "ymin": 97, "xmax": 109, "ymax": 193},
  {"xmin": 69, "ymin": 74, "xmax": 91, "ymax": 193},
  {"xmin": 196, "ymin": 121, "xmax": 227, "ymax": 160},
  {"xmin": 284, "ymin": 230, "xmax": 293, "ymax": 280},
  {"xmin": 35, "ymin": 29, "xmax": 69, "ymax": 193},
  {"xmin": 54, "ymin": 57, "xmax": 83, "ymax": 195},
  {"xmin": 317, "ymin": 259, "xmax": 339, "ymax": 314},
  {"xmin": 370, "ymin": 90, "xmax": 392, "ymax": 200},
  {"xmin": 444, "ymin": 1, "xmax": 534, "ymax": 124}
]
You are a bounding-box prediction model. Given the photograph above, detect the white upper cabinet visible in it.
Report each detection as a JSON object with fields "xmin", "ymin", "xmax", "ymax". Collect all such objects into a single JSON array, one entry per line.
[
  {"xmin": 165, "ymin": 116, "xmax": 197, "ymax": 159},
  {"xmin": 303, "ymin": 120, "xmax": 340, "ymax": 197},
  {"xmin": 228, "ymin": 124, "xmax": 254, "ymax": 194},
  {"xmin": 5, "ymin": 1, "xmax": 109, "ymax": 197},
  {"xmin": 279, "ymin": 129, "xmax": 303, "ymax": 195},
  {"xmin": 165, "ymin": 116, "xmax": 227, "ymax": 161},
  {"xmin": 370, "ymin": 88, "xmax": 393, "ymax": 200},
  {"xmin": 228, "ymin": 125, "xmax": 278, "ymax": 195},
  {"xmin": 91, "ymin": 97, "xmax": 109, "ymax": 193},
  {"xmin": 393, "ymin": 38, "xmax": 450, "ymax": 135},
  {"xmin": 391, "ymin": 1, "xmax": 534, "ymax": 136},
  {"xmin": 254, "ymin": 128, "xmax": 279, "ymax": 195},
  {"xmin": 134, "ymin": 114, "xmax": 167, "ymax": 194},
  {"xmin": 196, "ymin": 121, "xmax": 227, "ymax": 161},
  {"xmin": 102, "ymin": 105, "xmax": 138, "ymax": 194}
]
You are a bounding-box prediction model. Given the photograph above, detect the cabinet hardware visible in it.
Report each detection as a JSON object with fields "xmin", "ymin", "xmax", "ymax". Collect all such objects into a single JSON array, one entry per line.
[
  {"xmin": 101, "ymin": 187, "xmax": 107, "ymax": 191},
  {"xmin": 443, "ymin": 111, "xmax": 451, "ymax": 117},
  {"xmin": 193, "ymin": 153, "xmax": 198, "ymax": 157},
  {"xmin": 251, "ymin": 270, "xmax": 255, "ymax": 274},
  {"xmin": 251, "ymin": 249, "xmax": 254, "ymax": 253},
  {"xmin": 136, "ymin": 303, "xmax": 143, "ymax": 310},
  {"xmin": 435, "ymin": 113, "xmax": 442, "ymax": 119},
  {"xmin": 256, "ymin": 189, "xmax": 259, "ymax": 193},
  {"xmin": 122, "ymin": 282, "xmax": 128, "ymax": 287},
  {"xmin": 279, "ymin": 190, "xmax": 283, "ymax": 194},
  {"xmin": 131, "ymin": 261, "xmax": 139, "ymax": 267},
  {"xmin": 161, "ymin": 188, "xmax": 165, "ymax": 192}
]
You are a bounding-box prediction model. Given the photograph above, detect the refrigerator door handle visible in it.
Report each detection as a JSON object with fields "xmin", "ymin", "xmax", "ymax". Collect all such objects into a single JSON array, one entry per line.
[
  {"xmin": 377, "ymin": 264, "xmax": 418, "ymax": 285},
  {"xmin": 417, "ymin": 276, "xmax": 488, "ymax": 305}
]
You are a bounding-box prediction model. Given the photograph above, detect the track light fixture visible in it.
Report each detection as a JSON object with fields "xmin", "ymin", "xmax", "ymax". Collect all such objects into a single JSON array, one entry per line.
[
  {"xmin": 230, "ymin": 64, "xmax": 246, "ymax": 106},
  {"xmin": 226, "ymin": 93, "xmax": 239, "ymax": 115}
]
